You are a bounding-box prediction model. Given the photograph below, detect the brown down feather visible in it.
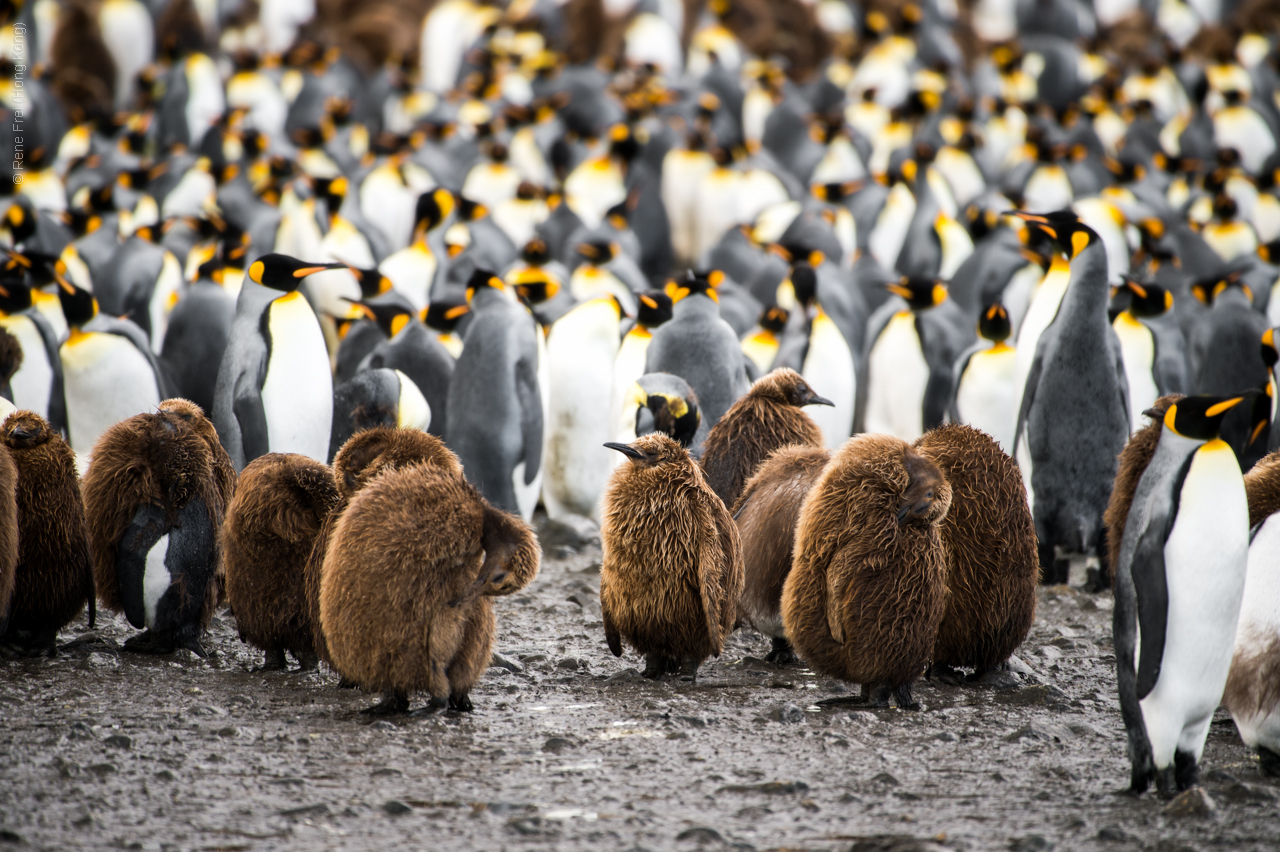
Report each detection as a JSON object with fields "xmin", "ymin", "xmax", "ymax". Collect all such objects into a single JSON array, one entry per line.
[
  {"xmin": 1104, "ymin": 395, "xmax": 1182, "ymax": 581},
  {"xmin": 599, "ymin": 433, "xmax": 744, "ymax": 670},
  {"xmin": 0, "ymin": 444, "xmax": 19, "ymax": 635},
  {"xmin": 0, "ymin": 326, "xmax": 23, "ymax": 385},
  {"xmin": 914, "ymin": 424, "xmax": 1038, "ymax": 671},
  {"xmin": 305, "ymin": 427, "xmax": 466, "ymax": 664},
  {"xmin": 82, "ymin": 400, "xmax": 227, "ymax": 633},
  {"xmin": 0, "ymin": 410, "xmax": 94, "ymax": 644},
  {"xmin": 319, "ymin": 462, "xmax": 539, "ymax": 704},
  {"xmin": 781, "ymin": 433, "xmax": 950, "ymax": 688},
  {"xmin": 1245, "ymin": 449, "xmax": 1280, "ymax": 530},
  {"xmin": 733, "ymin": 444, "xmax": 830, "ymax": 639},
  {"xmin": 1225, "ymin": 632, "xmax": 1280, "ymax": 741},
  {"xmin": 223, "ymin": 454, "xmax": 341, "ymax": 665},
  {"xmin": 700, "ymin": 368, "xmax": 826, "ymax": 508}
]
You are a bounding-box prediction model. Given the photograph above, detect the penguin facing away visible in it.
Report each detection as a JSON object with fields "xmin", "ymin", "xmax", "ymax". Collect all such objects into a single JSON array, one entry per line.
[
  {"xmin": 600, "ymin": 434, "xmax": 744, "ymax": 681},
  {"xmin": 1112, "ymin": 393, "xmax": 1253, "ymax": 795},
  {"xmin": 328, "ymin": 368, "xmax": 431, "ymax": 463}
]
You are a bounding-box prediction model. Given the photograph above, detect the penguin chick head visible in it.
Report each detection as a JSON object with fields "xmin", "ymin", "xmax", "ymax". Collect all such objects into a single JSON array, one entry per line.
[
  {"xmin": 349, "ymin": 291, "xmax": 417, "ymax": 338},
  {"xmin": 246, "ymin": 253, "xmax": 346, "ymax": 292},
  {"xmin": 1117, "ymin": 278, "xmax": 1173, "ymax": 318},
  {"xmin": 0, "ymin": 326, "xmax": 22, "ymax": 383},
  {"xmin": 423, "ymin": 299, "xmax": 470, "ymax": 333},
  {"xmin": 465, "ymin": 268, "xmax": 506, "ymax": 302},
  {"xmin": 628, "ymin": 373, "xmax": 701, "ymax": 447},
  {"xmin": 1, "ymin": 410, "xmax": 55, "ymax": 450},
  {"xmin": 605, "ymin": 433, "xmax": 688, "ymax": 470},
  {"xmin": 751, "ymin": 368, "xmax": 834, "ymax": 409},
  {"xmin": 886, "ymin": 277, "xmax": 947, "ymax": 310},
  {"xmin": 414, "ymin": 188, "xmax": 455, "ymax": 238},
  {"xmin": 1011, "ymin": 210, "xmax": 1099, "ymax": 259},
  {"xmin": 636, "ymin": 292, "xmax": 674, "ymax": 329},
  {"xmin": 897, "ymin": 448, "xmax": 950, "ymax": 525},
  {"xmin": 977, "ymin": 302, "xmax": 1012, "ymax": 343},
  {"xmin": 1162, "ymin": 393, "xmax": 1255, "ymax": 441},
  {"xmin": 55, "ymin": 277, "xmax": 97, "ymax": 329}
]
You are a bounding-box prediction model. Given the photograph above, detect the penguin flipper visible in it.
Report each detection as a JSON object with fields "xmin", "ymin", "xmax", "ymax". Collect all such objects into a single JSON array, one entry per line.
[
  {"xmin": 1130, "ymin": 461, "xmax": 1190, "ymax": 700},
  {"xmin": 155, "ymin": 496, "xmax": 219, "ymax": 637},
  {"xmin": 233, "ymin": 364, "xmax": 270, "ymax": 463},
  {"xmin": 117, "ymin": 504, "xmax": 171, "ymax": 631},
  {"xmin": 515, "ymin": 356, "xmax": 542, "ymax": 486},
  {"xmin": 1012, "ymin": 347, "xmax": 1045, "ymax": 459}
]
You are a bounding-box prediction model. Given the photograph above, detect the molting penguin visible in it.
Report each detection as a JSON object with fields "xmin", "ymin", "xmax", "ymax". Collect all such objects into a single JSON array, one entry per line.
[
  {"xmin": 222, "ymin": 453, "xmax": 340, "ymax": 671},
  {"xmin": 781, "ymin": 433, "xmax": 952, "ymax": 709},
  {"xmin": 1012, "ymin": 210, "xmax": 1130, "ymax": 584},
  {"xmin": 445, "ymin": 270, "xmax": 543, "ymax": 520},
  {"xmin": 1112, "ymin": 393, "xmax": 1253, "ymax": 795},
  {"xmin": 950, "ymin": 303, "xmax": 1018, "ymax": 453},
  {"xmin": 600, "ymin": 434, "xmax": 744, "ymax": 681},
  {"xmin": 329, "ymin": 368, "xmax": 431, "ymax": 463},
  {"xmin": 320, "ymin": 459, "xmax": 540, "ymax": 714},
  {"xmin": 0, "ymin": 437, "xmax": 16, "ymax": 638},
  {"xmin": 81, "ymin": 399, "xmax": 229, "ymax": 656},
  {"xmin": 212, "ymin": 253, "xmax": 346, "ymax": 471},
  {"xmin": 0, "ymin": 410, "xmax": 93, "ymax": 655},
  {"xmin": 914, "ymin": 424, "xmax": 1039, "ymax": 679},
  {"xmin": 699, "ymin": 368, "xmax": 831, "ymax": 509}
]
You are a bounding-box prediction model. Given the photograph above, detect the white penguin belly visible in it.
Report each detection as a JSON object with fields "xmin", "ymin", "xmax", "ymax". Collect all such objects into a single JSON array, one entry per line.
[
  {"xmin": 1228, "ymin": 514, "xmax": 1280, "ymax": 753},
  {"xmin": 1011, "ymin": 262, "xmax": 1070, "ymax": 439},
  {"xmin": 261, "ymin": 293, "xmax": 333, "ymax": 462},
  {"xmin": 62, "ymin": 333, "xmax": 162, "ymax": 456},
  {"xmin": 1139, "ymin": 440, "xmax": 1248, "ymax": 768},
  {"xmin": 1, "ymin": 316, "xmax": 53, "ymax": 419},
  {"xmin": 394, "ymin": 370, "xmax": 431, "ymax": 432},
  {"xmin": 143, "ymin": 533, "xmax": 172, "ymax": 629},
  {"xmin": 865, "ymin": 311, "xmax": 928, "ymax": 441},
  {"xmin": 802, "ymin": 313, "xmax": 856, "ymax": 450},
  {"xmin": 379, "ymin": 244, "xmax": 436, "ymax": 312},
  {"xmin": 1114, "ymin": 314, "xmax": 1157, "ymax": 433},
  {"xmin": 955, "ymin": 344, "xmax": 1017, "ymax": 453}
]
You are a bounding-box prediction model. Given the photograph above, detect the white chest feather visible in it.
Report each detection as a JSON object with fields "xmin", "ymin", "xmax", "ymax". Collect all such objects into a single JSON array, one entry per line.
[
  {"xmin": 380, "ymin": 243, "xmax": 437, "ymax": 312},
  {"xmin": 1, "ymin": 316, "xmax": 53, "ymax": 418},
  {"xmin": 262, "ymin": 293, "xmax": 332, "ymax": 461},
  {"xmin": 868, "ymin": 183, "xmax": 916, "ymax": 272},
  {"xmin": 1229, "ymin": 514, "xmax": 1280, "ymax": 749},
  {"xmin": 61, "ymin": 332, "xmax": 161, "ymax": 456},
  {"xmin": 865, "ymin": 311, "xmax": 928, "ymax": 441},
  {"xmin": 394, "ymin": 370, "xmax": 431, "ymax": 432},
  {"xmin": 803, "ymin": 313, "xmax": 856, "ymax": 450},
  {"xmin": 143, "ymin": 534, "xmax": 172, "ymax": 628},
  {"xmin": 955, "ymin": 342, "xmax": 1017, "ymax": 453},
  {"xmin": 610, "ymin": 330, "xmax": 651, "ymax": 443},
  {"xmin": 1114, "ymin": 313, "xmax": 1156, "ymax": 432}
]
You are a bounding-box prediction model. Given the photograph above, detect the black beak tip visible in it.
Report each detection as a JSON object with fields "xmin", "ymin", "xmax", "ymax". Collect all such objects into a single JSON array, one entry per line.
[
  {"xmin": 604, "ymin": 442, "xmax": 644, "ymax": 460},
  {"xmin": 807, "ymin": 394, "xmax": 835, "ymax": 407},
  {"xmin": 1141, "ymin": 407, "xmax": 1161, "ymax": 419}
]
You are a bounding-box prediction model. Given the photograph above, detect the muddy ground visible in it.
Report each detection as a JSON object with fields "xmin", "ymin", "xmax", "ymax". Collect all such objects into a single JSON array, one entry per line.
[{"xmin": 2, "ymin": 525, "xmax": 1279, "ymax": 852}]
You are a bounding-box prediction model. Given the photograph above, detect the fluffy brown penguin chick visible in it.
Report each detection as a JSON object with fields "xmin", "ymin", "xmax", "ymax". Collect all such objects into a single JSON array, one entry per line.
[
  {"xmin": 1104, "ymin": 395, "xmax": 1183, "ymax": 583},
  {"xmin": 913, "ymin": 424, "xmax": 1038, "ymax": 682},
  {"xmin": 733, "ymin": 445, "xmax": 831, "ymax": 664},
  {"xmin": 781, "ymin": 434, "xmax": 951, "ymax": 709},
  {"xmin": 600, "ymin": 433, "xmax": 744, "ymax": 681},
  {"xmin": 305, "ymin": 427, "xmax": 465, "ymax": 668},
  {"xmin": 0, "ymin": 411, "xmax": 94, "ymax": 655},
  {"xmin": 319, "ymin": 462, "xmax": 540, "ymax": 714},
  {"xmin": 1246, "ymin": 450, "xmax": 1280, "ymax": 529},
  {"xmin": 0, "ymin": 444, "xmax": 19, "ymax": 638},
  {"xmin": 700, "ymin": 368, "xmax": 831, "ymax": 507},
  {"xmin": 82, "ymin": 399, "xmax": 230, "ymax": 656},
  {"xmin": 223, "ymin": 453, "xmax": 340, "ymax": 671}
]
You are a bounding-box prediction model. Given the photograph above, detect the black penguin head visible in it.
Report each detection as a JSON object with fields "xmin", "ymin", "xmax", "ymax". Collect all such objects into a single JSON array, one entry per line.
[
  {"xmin": 812, "ymin": 182, "xmax": 858, "ymax": 204},
  {"xmin": 2, "ymin": 200, "xmax": 36, "ymax": 245},
  {"xmin": 667, "ymin": 269, "xmax": 719, "ymax": 303},
  {"xmin": 1012, "ymin": 210, "xmax": 1100, "ymax": 259},
  {"xmin": 313, "ymin": 176, "xmax": 348, "ymax": 217},
  {"xmin": 414, "ymin": 188, "xmax": 455, "ymax": 238},
  {"xmin": 1191, "ymin": 271, "xmax": 1249, "ymax": 306},
  {"xmin": 607, "ymin": 123, "xmax": 640, "ymax": 163},
  {"xmin": 56, "ymin": 277, "xmax": 98, "ymax": 329},
  {"xmin": 604, "ymin": 433, "xmax": 688, "ymax": 469},
  {"xmin": 1118, "ymin": 278, "xmax": 1173, "ymax": 318},
  {"xmin": 456, "ymin": 196, "xmax": 488, "ymax": 222},
  {"xmin": 759, "ymin": 305, "xmax": 790, "ymax": 334},
  {"xmin": 977, "ymin": 302, "xmax": 1012, "ymax": 343},
  {"xmin": 627, "ymin": 374, "xmax": 701, "ymax": 448},
  {"xmin": 348, "ymin": 290, "xmax": 417, "ymax": 338},
  {"xmin": 521, "ymin": 237, "xmax": 551, "ymax": 266},
  {"xmin": 1262, "ymin": 328, "xmax": 1278, "ymax": 369},
  {"xmin": 754, "ymin": 367, "xmax": 834, "ymax": 408},
  {"xmin": 1162, "ymin": 393, "xmax": 1255, "ymax": 441},
  {"xmin": 465, "ymin": 268, "xmax": 505, "ymax": 301},
  {"xmin": 1, "ymin": 410, "xmax": 54, "ymax": 450},
  {"xmin": 510, "ymin": 267, "xmax": 560, "ymax": 304},
  {"xmin": 1260, "ymin": 238, "xmax": 1280, "ymax": 264},
  {"xmin": 246, "ymin": 253, "xmax": 346, "ymax": 292},
  {"xmin": 349, "ymin": 266, "xmax": 393, "ymax": 299},
  {"xmin": 886, "ymin": 277, "xmax": 947, "ymax": 311},
  {"xmin": 576, "ymin": 240, "xmax": 617, "ymax": 265},
  {"xmin": 423, "ymin": 299, "xmax": 470, "ymax": 333},
  {"xmin": 786, "ymin": 263, "xmax": 818, "ymax": 308},
  {"xmin": 636, "ymin": 292, "xmax": 673, "ymax": 329}
]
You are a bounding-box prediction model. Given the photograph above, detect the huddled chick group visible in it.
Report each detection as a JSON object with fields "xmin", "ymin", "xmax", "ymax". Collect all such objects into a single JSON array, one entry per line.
[{"xmin": 2, "ymin": 0, "xmax": 1280, "ymax": 796}]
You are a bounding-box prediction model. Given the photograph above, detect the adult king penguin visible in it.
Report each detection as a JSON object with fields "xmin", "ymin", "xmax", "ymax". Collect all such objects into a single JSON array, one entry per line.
[
  {"xmin": 212, "ymin": 254, "xmax": 346, "ymax": 471},
  {"xmin": 951, "ymin": 303, "xmax": 1018, "ymax": 453},
  {"xmin": 1012, "ymin": 211, "xmax": 1130, "ymax": 584},
  {"xmin": 1113, "ymin": 393, "xmax": 1252, "ymax": 795}
]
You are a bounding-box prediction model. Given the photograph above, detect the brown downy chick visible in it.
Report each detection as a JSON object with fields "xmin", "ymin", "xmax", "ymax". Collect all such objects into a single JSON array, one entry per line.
[
  {"xmin": 914, "ymin": 424, "xmax": 1038, "ymax": 679},
  {"xmin": 781, "ymin": 434, "xmax": 951, "ymax": 708},
  {"xmin": 82, "ymin": 399, "xmax": 228, "ymax": 656},
  {"xmin": 700, "ymin": 368, "xmax": 832, "ymax": 507},
  {"xmin": 1104, "ymin": 394, "xmax": 1183, "ymax": 581},
  {"xmin": 0, "ymin": 326, "xmax": 23, "ymax": 400},
  {"xmin": 222, "ymin": 454, "xmax": 340, "ymax": 670},
  {"xmin": 319, "ymin": 462, "xmax": 540, "ymax": 714},
  {"xmin": 1245, "ymin": 451, "xmax": 1280, "ymax": 530},
  {"xmin": 733, "ymin": 445, "xmax": 831, "ymax": 663},
  {"xmin": 0, "ymin": 444, "xmax": 18, "ymax": 638},
  {"xmin": 0, "ymin": 411, "xmax": 94, "ymax": 655},
  {"xmin": 600, "ymin": 433, "xmax": 744, "ymax": 681}
]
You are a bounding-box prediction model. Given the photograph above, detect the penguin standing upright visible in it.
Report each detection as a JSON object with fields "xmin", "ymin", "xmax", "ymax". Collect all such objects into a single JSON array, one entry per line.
[
  {"xmin": 379, "ymin": 189, "xmax": 454, "ymax": 311},
  {"xmin": 610, "ymin": 291, "xmax": 672, "ymax": 452},
  {"xmin": 951, "ymin": 303, "xmax": 1018, "ymax": 453},
  {"xmin": 0, "ymin": 259, "xmax": 65, "ymax": 432},
  {"xmin": 1112, "ymin": 279, "xmax": 1185, "ymax": 432},
  {"xmin": 159, "ymin": 259, "xmax": 236, "ymax": 416},
  {"xmin": 212, "ymin": 254, "xmax": 345, "ymax": 470},
  {"xmin": 445, "ymin": 270, "xmax": 543, "ymax": 520},
  {"xmin": 1012, "ymin": 211, "xmax": 1131, "ymax": 583},
  {"xmin": 1112, "ymin": 393, "xmax": 1253, "ymax": 795}
]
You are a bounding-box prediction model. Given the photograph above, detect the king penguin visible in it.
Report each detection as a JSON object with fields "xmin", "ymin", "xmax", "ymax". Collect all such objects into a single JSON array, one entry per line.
[
  {"xmin": 951, "ymin": 302, "xmax": 1018, "ymax": 453},
  {"xmin": 445, "ymin": 269, "xmax": 543, "ymax": 521},
  {"xmin": 1113, "ymin": 393, "xmax": 1252, "ymax": 795},
  {"xmin": 610, "ymin": 291, "xmax": 673, "ymax": 453},
  {"xmin": 1012, "ymin": 210, "xmax": 1131, "ymax": 584},
  {"xmin": 0, "ymin": 257, "xmax": 65, "ymax": 433},
  {"xmin": 1112, "ymin": 279, "xmax": 1186, "ymax": 433},
  {"xmin": 379, "ymin": 189, "xmax": 454, "ymax": 311},
  {"xmin": 212, "ymin": 253, "xmax": 346, "ymax": 470}
]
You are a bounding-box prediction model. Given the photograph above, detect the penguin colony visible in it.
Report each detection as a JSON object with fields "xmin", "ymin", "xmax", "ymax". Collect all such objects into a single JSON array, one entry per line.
[{"xmin": 0, "ymin": 0, "xmax": 1279, "ymax": 793}]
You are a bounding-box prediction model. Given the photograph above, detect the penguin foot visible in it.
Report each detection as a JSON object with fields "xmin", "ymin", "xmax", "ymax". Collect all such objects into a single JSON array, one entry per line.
[
  {"xmin": 362, "ymin": 692, "xmax": 410, "ymax": 716},
  {"xmin": 448, "ymin": 692, "xmax": 474, "ymax": 713},
  {"xmin": 1084, "ymin": 566, "xmax": 1111, "ymax": 593},
  {"xmin": 254, "ymin": 648, "xmax": 288, "ymax": 672},
  {"xmin": 1155, "ymin": 766, "xmax": 1178, "ymax": 799},
  {"xmin": 293, "ymin": 650, "xmax": 320, "ymax": 671},
  {"xmin": 409, "ymin": 696, "xmax": 449, "ymax": 717},
  {"xmin": 677, "ymin": 657, "xmax": 699, "ymax": 683},
  {"xmin": 177, "ymin": 634, "xmax": 208, "ymax": 659},
  {"xmin": 1258, "ymin": 747, "xmax": 1280, "ymax": 777},
  {"xmin": 928, "ymin": 664, "xmax": 965, "ymax": 686},
  {"xmin": 892, "ymin": 683, "xmax": 920, "ymax": 710},
  {"xmin": 641, "ymin": 653, "xmax": 669, "ymax": 680},
  {"xmin": 1174, "ymin": 749, "xmax": 1199, "ymax": 791},
  {"xmin": 858, "ymin": 683, "xmax": 892, "ymax": 708},
  {"xmin": 123, "ymin": 630, "xmax": 177, "ymax": 656},
  {"xmin": 764, "ymin": 638, "xmax": 799, "ymax": 665},
  {"xmin": 337, "ymin": 677, "xmax": 359, "ymax": 690}
]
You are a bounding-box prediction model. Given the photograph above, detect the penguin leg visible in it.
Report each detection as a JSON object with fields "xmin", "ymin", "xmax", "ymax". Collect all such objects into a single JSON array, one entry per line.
[
  {"xmin": 677, "ymin": 657, "xmax": 699, "ymax": 683},
  {"xmin": 10, "ymin": 627, "xmax": 59, "ymax": 658},
  {"xmin": 1174, "ymin": 749, "xmax": 1199, "ymax": 791},
  {"xmin": 362, "ymin": 692, "xmax": 410, "ymax": 715},
  {"xmin": 641, "ymin": 653, "xmax": 668, "ymax": 680},
  {"xmin": 1258, "ymin": 747, "xmax": 1280, "ymax": 777},
  {"xmin": 891, "ymin": 683, "xmax": 921, "ymax": 710},
  {"xmin": 1087, "ymin": 527, "xmax": 1113, "ymax": 592},
  {"xmin": 409, "ymin": 695, "xmax": 449, "ymax": 717},
  {"xmin": 172, "ymin": 624, "xmax": 208, "ymax": 658},
  {"xmin": 1036, "ymin": 535, "xmax": 1057, "ymax": 585},
  {"xmin": 255, "ymin": 647, "xmax": 288, "ymax": 672},
  {"xmin": 1155, "ymin": 765, "xmax": 1178, "ymax": 798},
  {"xmin": 123, "ymin": 629, "xmax": 178, "ymax": 655},
  {"xmin": 861, "ymin": 683, "xmax": 892, "ymax": 707},
  {"xmin": 448, "ymin": 691, "xmax": 474, "ymax": 713},
  {"xmin": 927, "ymin": 663, "xmax": 965, "ymax": 686},
  {"xmin": 764, "ymin": 637, "xmax": 799, "ymax": 665},
  {"xmin": 292, "ymin": 649, "xmax": 320, "ymax": 671},
  {"xmin": 337, "ymin": 677, "xmax": 359, "ymax": 689}
]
